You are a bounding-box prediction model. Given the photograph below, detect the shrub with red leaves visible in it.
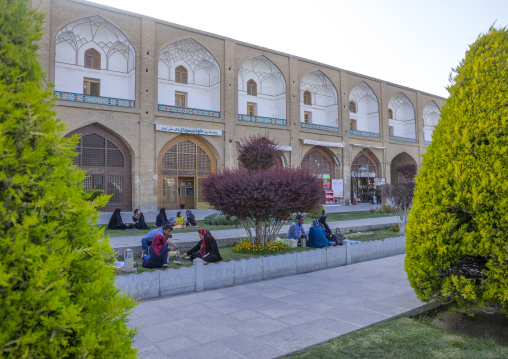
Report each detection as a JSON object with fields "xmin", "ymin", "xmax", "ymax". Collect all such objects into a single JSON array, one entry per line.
[
  {"xmin": 238, "ymin": 135, "xmax": 279, "ymax": 171},
  {"xmin": 202, "ymin": 167, "xmax": 323, "ymax": 245}
]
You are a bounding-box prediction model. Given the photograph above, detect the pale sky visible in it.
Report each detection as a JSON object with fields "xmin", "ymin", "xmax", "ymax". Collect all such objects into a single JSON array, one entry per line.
[{"xmin": 89, "ymin": 0, "xmax": 508, "ymax": 98}]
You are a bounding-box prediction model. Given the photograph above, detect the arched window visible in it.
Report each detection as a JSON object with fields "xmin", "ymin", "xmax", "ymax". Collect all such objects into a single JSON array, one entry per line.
[
  {"xmin": 304, "ymin": 91, "xmax": 312, "ymax": 105},
  {"xmin": 84, "ymin": 48, "xmax": 100, "ymax": 70},
  {"xmin": 175, "ymin": 65, "xmax": 188, "ymax": 84},
  {"xmin": 388, "ymin": 109, "xmax": 393, "ymax": 119},
  {"xmin": 247, "ymin": 79, "xmax": 257, "ymax": 96},
  {"xmin": 349, "ymin": 101, "xmax": 357, "ymax": 113}
]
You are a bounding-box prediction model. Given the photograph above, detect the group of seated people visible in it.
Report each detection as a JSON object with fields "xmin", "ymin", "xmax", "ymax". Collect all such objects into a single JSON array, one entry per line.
[
  {"xmin": 155, "ymin": 208, "xmax": 197, "ymax": 228},
  {"xmin": 140, "ymin": 225, "xmax": 222, "ymax": 269},
  {"xmin": 107, "ymin": 208, "xmax": 197, "ymax": 230},
  {"xmin": 288, "ymin": 214, "xmax": 340, "ymax": 248},
  {"xmin": 107, "ymin": 208, "xmax": 149, "ymax": 230}
]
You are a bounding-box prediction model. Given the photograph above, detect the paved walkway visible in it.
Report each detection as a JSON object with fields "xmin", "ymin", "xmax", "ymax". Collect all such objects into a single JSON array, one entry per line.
[{"xmin": 130, "ymin": 254, "xmax": 433, "ymax": 359}]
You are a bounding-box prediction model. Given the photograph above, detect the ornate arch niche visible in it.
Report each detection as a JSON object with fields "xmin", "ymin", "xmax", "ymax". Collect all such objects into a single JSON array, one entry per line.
[
  {"xmin": 157, "ymin": 135, "xmax": 217, "ymax": 210},
  {"xmin": 238, "ymin": 56, "xmax": 287, "ymax": 123},
  {"xmin": 66, "ymin": 124, "xmax": 132, "ymax": 211},
  {"xmin": 55, "ymin": 16, "xmax": 135, "ymax": 101},
  {"xmin": 351, "ymin": 149, "xmax": 381, "ymax": 204},
  {"xmin": 349, "ymin": 82, "xmax": 380, "ymax": 134},
  {"xmin": 158, "ymin": 39, "xmax": 221, "ymax": 114},
  {"xmin": 422, "ymin": 101, "xmax": 441, "ymax": 142},
  {"xmin": 302, "ymin": 147, "xmax": 336, "ymax": 195},
  {"xmin": 388, "ymin": 93, "xmax": 416, "ymax": 140},
  {"xmin": 300, "ymin": 71, "xmax": 338, "ymax": 128},
  {"xmin": 390, "ymin": 152, "xmax": 416, "ymax": 183}
]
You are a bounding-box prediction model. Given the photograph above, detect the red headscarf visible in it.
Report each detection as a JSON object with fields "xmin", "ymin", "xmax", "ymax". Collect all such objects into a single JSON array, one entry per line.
[
  {"xmin": 151, "ymin": 234, "xmax": 167, "ymax": 256},
  {"xmin": 198, "ymin": 229, "xmax": 211, "ymax": 257}
]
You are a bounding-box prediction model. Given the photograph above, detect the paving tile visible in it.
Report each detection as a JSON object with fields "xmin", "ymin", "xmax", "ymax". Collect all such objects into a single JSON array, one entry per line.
[
  {"xmin": 153, "ymin": 335, "xmax": 198, "ymax": 354},
  {"xmin": 163, "ymin": 303, "xmax": 222, "ymax": 320},
  {"xmin": 202, "ymin": 297, "xmax": 249, "ymax": 314},
  {"xmin": 220, "ymin": 334, "xmax": 285, "ymax": 358},
  {"xmin": 278, "ymin": 310, "xmax": 326, "ymax": 326},
  {"xmin": 138, "ymin": 347, "xmax": 170, "ymax": 359},
  {"xmin": 326, "ymin": 304, "xmax": 391, "ymax": 327},
  {"xmin": 228, "ymin": 309, "xmax": 263, "ymax": 321},
  {"xmin": 257, "ymin": 323, "xmax": 338, "ymax": 353},
  {"xmin": 168, "ymin": 342, "xmax": 245, "ymax": 359},
  {"xmin": 307, "ymin": 317, "xmax": 361, "ymax": 335},
  {"xmin": 132, "ymin": 333, "xmax": 157, "ymax": 353},
  {"xmin": 261, "ymin": 288, "xmax": 298, "ymax": 299},
  {"xmin": 230, "ymin": 317, "xmax": 290, "ymax": 336},
  {"xmin": 254, "ymin": 303, "xmax": 304, "ymax": 318}
]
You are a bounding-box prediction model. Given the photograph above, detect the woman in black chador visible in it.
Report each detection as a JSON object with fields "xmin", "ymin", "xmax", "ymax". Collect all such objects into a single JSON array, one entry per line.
[
  {"xmin": 155, "ymin": 208, "xmax": 171, "ymax": 228},
  {"xmin": 132, "ymin": 209, "xmax": 149, "ymax": 230},
  {"xmin": 107, "ymin": 208, "xmax": 127, "ymax": 230},
  {"xmin": 182, "ymin": 229, "xmax": 222, "ymax": 263}
]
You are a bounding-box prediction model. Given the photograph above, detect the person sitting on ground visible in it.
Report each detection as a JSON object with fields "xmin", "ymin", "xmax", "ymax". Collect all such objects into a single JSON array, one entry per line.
[
  {"xmin": 132, "ymin": 208, "xmax": 149, "ymax": 230},
  {"xmin": 307, "ymin": 219, "xmax": 330, "ymax": 248},
  {"xmin": 174, "ymin": 211, "xmax": 185, "ymax": 228},
  {"xmin": 318, "ymin": 215, "xmax": 338, "ymax": 244},
  {"xmin": 155, "ymin": 208, "xmax": 170, "ymax": 228},
  {"xmin": 142, "ymin": 234, "xmax": 169, "ymax": 269},
  {"xmin": 182, "ymin": 229, "xmax": 222, "ymax": 264},
  {"xmin": 185, "ymin": 210, "xmax": 197, "ymax": 227},
  {"xmin": 287, "ymin": 214, "xmax": 307, "ymax": 241},
  {"xmin": 107, "ymin": 208, "xmax": 128, "ymax": 230},
  {"xmin": 141, "ymin": 223, "xmax": 179, "ymax": 254}
]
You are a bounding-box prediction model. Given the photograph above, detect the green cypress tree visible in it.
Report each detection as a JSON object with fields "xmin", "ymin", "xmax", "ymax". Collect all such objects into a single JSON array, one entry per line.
[
  {"xmin": 405, "ymin": 26, "xmax": 508, "ymax": 311},
  {"xmin": 0, "ymin": 0, "xmax": 137, "ymax": 356}
]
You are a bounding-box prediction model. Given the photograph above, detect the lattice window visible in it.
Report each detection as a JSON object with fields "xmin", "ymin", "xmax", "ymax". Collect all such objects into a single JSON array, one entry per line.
[
  {"xmin": 247, "ymin": 79, "xmax": 257, "ymax": 96},
  {"xmin": 175, "ymin": 92, "xmax": 186, "ymax": 107},
  {"xmin": 197, "ymin": 147, "xmax": 211, "ymax": 171},
  {"xmin": 304, "ymin": 91, "xmax": 312, "ymax": 105},
  {"xmin": 388, "ymin": 109, "xmax": 393, "ymax": 119},
  {"xmin": 175, "ymin": 65, "xmax": 188, "ymax": 84},
  {"xmin": 161, "ymin": 140, "xmax": 212, "ymax": 178},
  {"xmin": 349, "ymin": 101, "xmax": 357, "ymax": 113},
  {"xmin": 83, "ymin": 175, "xmax": 104, "ymax": 190},
  {"xmin": 198, "ymin": 177, "xmax": 207, "ymax": 202},
  {"xmin": 84, "ymin": 48, "xmax": 101, "ymax": 70},
  {"xmin": 82, "ymin": 148, "xmax": 105, "ymax": 166},
  {"xmin": 162, "ymin": 177, "xmax": 177, "ymax": 203},
  {"xmin": 162, "ymin": 150, "xmax": 177, "ymax": 169},
  {"xmin": 107, "ymin": 176, "xmax": 123, "ymax": 203},
  {"xmin": 302, "ymin": 150, "xmax": 331, "ymax": 174},
  {"xmin": 178, "ymin": 140, "xmax": 197, "ymax": 170},
  {"xmin": 83, "ymin": 133, "xmax": 104, "ymax": 148}
]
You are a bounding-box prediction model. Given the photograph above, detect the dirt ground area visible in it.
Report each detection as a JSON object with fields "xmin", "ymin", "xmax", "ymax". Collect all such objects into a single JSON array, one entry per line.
[{"xmin": 427, "ymin": 306, "xmax": 508, "ymax": 346}]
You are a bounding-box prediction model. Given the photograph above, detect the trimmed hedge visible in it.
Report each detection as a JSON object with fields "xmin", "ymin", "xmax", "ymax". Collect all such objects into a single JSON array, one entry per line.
[
  {"xmin": 0, "ymin": 1, "xmax": 137, "ymax": 357},
  {"xmin": 405, "ymin": 27, "xmax": 508, "ymax": 310}
]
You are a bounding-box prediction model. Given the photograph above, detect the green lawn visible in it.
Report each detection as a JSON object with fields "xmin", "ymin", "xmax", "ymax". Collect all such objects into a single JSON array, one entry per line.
[
  {"xmin": 101, "ymin": 210, "xmax": 397, "ymax": 238},
  {"xmin": 284, "ymin": 316, "xmax": 508, "ymax": 359},
  {"xmin": 116, "ymin": 228, "xmax": 402, "ymax": 273}
]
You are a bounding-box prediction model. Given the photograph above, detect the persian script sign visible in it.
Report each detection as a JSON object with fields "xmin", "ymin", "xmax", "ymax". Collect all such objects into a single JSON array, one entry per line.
[{"xmin": 155, "ymin": 124, "xmax": 222, "ymax": 136}]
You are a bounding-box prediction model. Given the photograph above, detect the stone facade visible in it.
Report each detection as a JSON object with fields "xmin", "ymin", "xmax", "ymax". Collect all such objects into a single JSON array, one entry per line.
[{"xmin": 34, "ymin": 0, "xmax": 445, "ymax": 211}]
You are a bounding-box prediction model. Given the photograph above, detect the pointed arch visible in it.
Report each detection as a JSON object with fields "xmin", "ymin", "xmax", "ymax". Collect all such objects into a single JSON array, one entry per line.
[
  {"xmin": 388, "ymin": 92, "xmax": 416, "ymax": 140},
  {"xmin": 351, "ymin": 149, "xmax": 382, "ymax": 204},
  {"xmin": 300, "ymin": 70, "xmax": 338, "ymax": 128},
  {"xmin": 423, "ymin": 101, "xmax": 441, "ymax": 142},
  {"xmin": 390, "ymin": 152, "xmax": 417, "ymax": 183},
  {"xmin": 349, "ymin": 81, "xmax": 380, "ymax": 135}
]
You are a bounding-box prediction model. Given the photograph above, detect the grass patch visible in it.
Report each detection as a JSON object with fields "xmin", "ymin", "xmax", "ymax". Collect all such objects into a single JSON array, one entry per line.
[
  {"xmin": 100, "ymin": 210, "xmax": 397, "ymax": 238},
  {"xmin": 285, "ymin": 316, "xmax": 508, "ymax": 359},
  {"xmin": 346, "ymin": 229, "xmax": 403, "ymax": 242}
]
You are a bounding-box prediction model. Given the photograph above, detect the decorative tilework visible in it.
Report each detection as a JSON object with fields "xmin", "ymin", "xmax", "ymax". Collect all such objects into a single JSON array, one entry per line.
[
  {"xmin": 300, "ymin": 122, "xmax": 340, "ymax": 133},
  {"xmin": 158, "ymin": 104, "xmax": 221, "ymax": 119},
  {"xmin": 424, "ymin": 140, "xmax": 432, "ymax": 145},
  {"xmin": 390, "ymin": 135, "xmax": 417, "ymax": 143},
  {"xmin": 350, "ymin": 130, "xmax": 381, "ymax": 138},
  {"xmin": 54, "ymin": 91, "xmax": 134, "ymax": 108},
  {"xmin": 238, "ymin": 114, "xmax": 286, "ymax": 126}
]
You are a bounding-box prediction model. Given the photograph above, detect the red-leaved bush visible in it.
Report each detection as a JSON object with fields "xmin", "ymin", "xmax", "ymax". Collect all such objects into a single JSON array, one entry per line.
[
  {"xmin": 238, "ymin": 135, "xmax": 279, "ymax": 171},
  {"xmin": 202, "ymin": 167, "xmax": 323, "ymax": 244}
]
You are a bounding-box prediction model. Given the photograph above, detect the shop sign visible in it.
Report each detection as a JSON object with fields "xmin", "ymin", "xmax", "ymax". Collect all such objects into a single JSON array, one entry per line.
[
  {"xmin": 155, "ymin": 124, "xmax": 222, "ymax": 136},
  {"xmin": 302, "ymin": 139, "xmax": 345, "ymax": 148},
  {"xmin": 351, "ymin": 171, "xmax": 376, "ymax": 178},
  {"xmin": 323, "ymin": 174, "xmax": 331, "ymax": 179},
  {"xmin": 374, "ymin": 178, "xmax": 386, "ymax": 187},
  {"xmin": 332, "ymin": 179, "xmax": 344, "ymax": 197},
  {"xmin": 358, "ymin": 164, "xmax": 369, "ymax": 172}
]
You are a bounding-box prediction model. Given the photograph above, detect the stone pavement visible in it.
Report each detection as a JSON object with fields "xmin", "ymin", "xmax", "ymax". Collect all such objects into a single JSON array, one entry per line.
[
  {"xmin": 130, "ymin": 254, "xmax": 434, "ymax": 359},
  {"xmin": 109, "ymin": 216, "xmax": 399, "ymax": 254}
]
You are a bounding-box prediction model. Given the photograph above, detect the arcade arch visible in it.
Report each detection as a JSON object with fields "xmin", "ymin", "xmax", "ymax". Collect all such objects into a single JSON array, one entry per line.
[
  {"xmin": 351, "ymin": 149, "xmax": 382, "ymax": 204},
  {"xmin": 300, "ymin": 71, "xmax": 338, "ymax": 127},
  {"xmin": 349, "ymin": 82, "xmax": 380, "ymax": 134},
  {"xmin": 388, "ymin": 93, "xmax": 416, "ymax": 139},
  {"xmin": 423, "ymin": 101, "xmax": 441, "ymax": 142},
  {"xmin": 158, "ymin": 39, "xmax": 220, "ymax": 112},
  {"xmin": 55, "ymin": 16, "xmax": 135, "ymax": 101},
  {"xmin": 238, "ymin": 56, "xmax": 286, "ymax": 121},
  {"xmin": 66, "ymin": 124, "xmax": 132, "ymax": 211},
  {"xmin": 158, "ymin": 135, "xmax": 217, "ymax": 210},
  {"xmin": 302, "ymin": 147, "xmax": 336, "ymax": 201},
  {"xmin": 390, "ymin": 152, "xmax": 417, "ymax": 183}
]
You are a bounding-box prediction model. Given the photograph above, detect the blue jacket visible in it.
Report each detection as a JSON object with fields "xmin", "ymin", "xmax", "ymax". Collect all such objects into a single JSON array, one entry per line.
[{"xmin": 287, "ymin": 221, "xmax": 307, "ymax": 239}]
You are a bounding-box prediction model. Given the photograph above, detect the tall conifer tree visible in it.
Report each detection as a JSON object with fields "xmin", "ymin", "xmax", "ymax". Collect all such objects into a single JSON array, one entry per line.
[
  {"xmin": 0, "ymin": 0, "xmax": 137, "ymax": 356},
  {"xmin": 405, "ymin": 27, "xmax": 508, "ymax": 311}
]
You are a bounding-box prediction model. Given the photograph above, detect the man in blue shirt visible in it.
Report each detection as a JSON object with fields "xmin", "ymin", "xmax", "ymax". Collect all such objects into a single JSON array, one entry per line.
[
  {"xmin": 141, "ymin": 223, "xmax": 179, "ymax": 255},
  {"xmin": 287, "ymin": 214, "xmax": 307, "ymax": 240}
]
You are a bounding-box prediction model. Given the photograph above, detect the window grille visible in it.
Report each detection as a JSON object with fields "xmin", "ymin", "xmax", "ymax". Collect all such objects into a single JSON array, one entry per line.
[
  {"xmin": 175, "ymin": 66, "xmax": 188, "ymax": 84},
  {"xmin": 107, "ymin": 176, "xmax": 123, "ymax": 203},
  {"xmin": 304, "ymin": 91, "xmax": 312, "ymax": 105},
  {"xmin": 84, "ymin": 48, "xmax": 100, "ymax": 70},
  {"xmin": 247, "ymin": 79, "xmax": 257, "ymax": 96}
]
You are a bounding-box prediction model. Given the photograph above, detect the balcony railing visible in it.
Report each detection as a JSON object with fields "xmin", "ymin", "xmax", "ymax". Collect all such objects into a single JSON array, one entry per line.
[
  {"xmin": 54, "ymin": 91, "xmax": 134, "ymax": 108},
  {"xmin": 158, "ymin": 104, "xmax": 221, "ymax": 119},
  {"xmin": 424, "ymin": 140, "xmax": 432, "ymax": 145},
  {"xmin": 301, "ymin": 122, "xmax": 340, "ymax": 133},
  {"xmin": 238, "ymin": 114, "xmax": 286, "ymax": 126},
  {"xmin": 390, "ymin": 135, "xmax": 417, "ymax": 143},
  {"xmin": 350, "ymin": 130, "xmax": 381, "ymax": 138}
]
